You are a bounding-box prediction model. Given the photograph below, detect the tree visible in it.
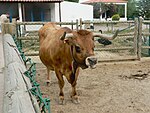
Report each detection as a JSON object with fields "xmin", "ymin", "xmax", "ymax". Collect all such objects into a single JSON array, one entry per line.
[
  {"xmin": 93, "ymin": 3, "xmax": 117, "ymax": 19},
  {"xmin": 93, "ymin": 3, "xmax": 101, "ymax": 18},
  {"xmin": 127, "ymin": 0, "xmax": 137, "ymax": 19},
  {"xmin": 136, "ymin": 0, "xmax": 150, "ymax": 19},
  {"xmin": 106, "ymin": 3, "xmax": 117, "ymax": 17},
  {"xmin": 117, "ymin": 5, "xmax": 125, "ymax": 18}
]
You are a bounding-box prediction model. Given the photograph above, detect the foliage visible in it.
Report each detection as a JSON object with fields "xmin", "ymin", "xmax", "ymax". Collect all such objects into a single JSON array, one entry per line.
[
  {"xmin": 93, "ymin": 3, "xmax": 117, "ymax": 19},
  {"xmin": 64, "ymin": 0, "xmax": 79, "ymax": 3},
  {"xmin": 117, "ymin": 5, "xmax": 125, "ymax": 18},
  {"xmin": 106, "ymin": 3, "xmax": 117, "ymax": 17},
  {"xmin": 112, "ymin": 14, "xmax": 120, "ymax": 21},
  {"xmin": 127, "ymin": 0, "xmax": 137, "ymax": 19},
  {"xmin": 93, "ymin": 3, "xmax": 101, "ymax": 18},
  {"xmin": 136, "ymin": 0, "xmax": 150, "ymax": 19}
]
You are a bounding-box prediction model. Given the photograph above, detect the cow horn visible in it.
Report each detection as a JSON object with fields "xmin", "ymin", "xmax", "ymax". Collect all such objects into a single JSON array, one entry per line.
[
  {"xmin": 65, "ymin": 33, "xmax": 74, "ymax": 38},
  {"xmin": 60, "ymin": 32, "xmax": 73, "ymax": 40},
  {"xmin": 93, "ymin": 29, "xmax": 119, "ymax": 40}
]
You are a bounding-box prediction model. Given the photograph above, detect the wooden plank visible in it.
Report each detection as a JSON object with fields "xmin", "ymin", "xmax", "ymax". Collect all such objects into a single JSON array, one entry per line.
[
  {"xmin": 118, "ymin": 33, "xmax": 134, "ymax": 36},
  {"xmin": 83, "ymin": 20, "xmax": 134, "ymax": 24},
  {"xmin": 137, "ymin": 17, "xmax": 143, "ymax": 60},
  {"xmin": 142, "ymin": 46, "xmax": 150, "ymax": 49},
  {"xmin": 134, "ymin": 18, "xmax": 138, "ymax": 56},
  {"xmin": 17, "ymin": 36, "xmax": 39, "ymax": 40},
  {"xmin": 18, "ymin": 34, "xmax": 134, "ymax": 41},
  {"xmin": 76, "ymin": 19, "xmax": 78, "ymax": 30},
  {"xmin": 24, "ymin": 46, "xmax": 134, "ymax": 56},
  {"xmin": 3, "ymin": 34, "xmax": 24, "ymax": 66},
  {"xmin": 98, "ymin": 57, "xmax": 138, "ymax": 62},
  {"xmin": 3, "ymin": 34, "xmax": 40, "ymax": 113},
  {"xmin": 17, "ymin": 21, "xmax": 77, "ymax": 25},
  {"xmin": 4, "ymin": 63, "xmax": 27, "ymax": 92},
  {"xmin": 142, "ymin": 33, "xmax": 150, "ymax": 36},
  {"xmin": 24, "ymin": 51, "xmax": 39, "ymax": 56},
  {"xmin": 0, "ymin": 34, "xmax": 5, "ymax": 113},
  {"xmin": 143, "ymin": 20, "xmax": 150, "ymax": 24},
  {"xmin": 4, "ymin": 62, "xmax": 35, "ymax": 113},
  {"xmin": 79, "ymin": 18, "xmax": 82, "ymax": 30},
  {"xmin": 95, "ymin": 47, "xmax": 133, "ymax": 51}
]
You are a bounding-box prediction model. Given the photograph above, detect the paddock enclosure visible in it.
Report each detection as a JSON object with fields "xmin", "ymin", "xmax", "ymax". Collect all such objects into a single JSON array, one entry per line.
[
  {"xmin": 6, "ymin": 17, "xmax": 149, "ymax": 62},
  {"xmin": 1, "ymin": 18, "xmax": 150, "ymax": 113},
  {"xmin": 36, "ymin": 59, "xmax": 150, "ymax": 113}
]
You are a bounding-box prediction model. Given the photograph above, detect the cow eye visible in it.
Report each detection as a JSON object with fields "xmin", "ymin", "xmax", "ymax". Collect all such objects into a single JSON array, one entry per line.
[
  {"xmin": 75, "ymin": 45, "xmax": 81, "ymax": 53},
  {"xmin": 92, "ymin": 47, "xmax": 94, "ymax": 51}
]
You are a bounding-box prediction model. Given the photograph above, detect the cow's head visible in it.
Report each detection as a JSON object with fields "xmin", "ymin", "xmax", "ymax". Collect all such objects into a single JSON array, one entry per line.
[{"xmin": 60, "ymin": 29, "xmax": 119, "ymax": 69}]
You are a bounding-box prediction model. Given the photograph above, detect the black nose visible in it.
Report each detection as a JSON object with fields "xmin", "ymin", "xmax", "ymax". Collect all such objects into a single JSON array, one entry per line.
[{"xmin": 87, "ymin": 57, "xmax": 97, "ymax": 66}]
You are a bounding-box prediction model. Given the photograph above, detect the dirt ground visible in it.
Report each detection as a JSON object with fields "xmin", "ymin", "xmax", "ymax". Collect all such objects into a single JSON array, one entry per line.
[{"xmin": 35, "ymin": 58, "xmax": 150, "ymax": 113}]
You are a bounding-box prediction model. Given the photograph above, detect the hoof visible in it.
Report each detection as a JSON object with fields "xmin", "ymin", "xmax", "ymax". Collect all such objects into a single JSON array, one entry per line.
[
  {"xmin": 71, "ymin": 95, "xmax": 80, "ymax": 104},
  {"xmin": 59, "ymin": 96, "xmax": 65, "ymax": 105}
]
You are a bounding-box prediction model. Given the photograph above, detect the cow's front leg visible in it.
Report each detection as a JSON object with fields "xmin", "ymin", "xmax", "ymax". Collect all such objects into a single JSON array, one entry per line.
[
  {"xmin": 55, "ymin": 70, "xmax": 65, "ymax": 105},
  {"xmin": 69, "ymin": 68, "xmax": 80, "ymax": 104},
  {"xmin": 71, "ymin": 83, "xmax": 79, "ymax": 104}
]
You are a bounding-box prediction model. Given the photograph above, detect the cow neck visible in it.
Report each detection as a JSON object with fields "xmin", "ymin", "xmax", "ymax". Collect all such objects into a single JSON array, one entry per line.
[{"xmin": 70, "ymin": 45, "xmax": 78, "ymax": 74}]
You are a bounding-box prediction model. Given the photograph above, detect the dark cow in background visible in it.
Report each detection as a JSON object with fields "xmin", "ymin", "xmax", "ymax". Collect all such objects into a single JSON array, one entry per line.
[{"xmin": 39, "ymin": 22, "xmax": 119, "ymax": 104}]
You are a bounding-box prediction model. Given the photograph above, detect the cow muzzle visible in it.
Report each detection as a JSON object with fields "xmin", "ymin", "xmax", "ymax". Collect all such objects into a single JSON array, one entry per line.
[{"xmin": 85, "ymin": 56, "xmax": 97, "ymax": 69}]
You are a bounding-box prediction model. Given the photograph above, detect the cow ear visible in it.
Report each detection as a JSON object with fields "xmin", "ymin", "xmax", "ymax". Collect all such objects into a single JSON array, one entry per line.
[
  {"xmin": 60, "ymin": 32, "xmax": 74, "ymax": 44},
  {"xmin": 60, "ymin": 32, "xmax": 67, "ymax": 40},
  {"xmin": 63, "ymin": 38, "xmax": 76, "ymax": 46}
]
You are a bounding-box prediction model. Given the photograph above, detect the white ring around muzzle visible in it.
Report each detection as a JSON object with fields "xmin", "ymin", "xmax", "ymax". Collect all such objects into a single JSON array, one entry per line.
[{"xmin": 85, "ymin": 56, "xmax": 98, "ymax": 69}]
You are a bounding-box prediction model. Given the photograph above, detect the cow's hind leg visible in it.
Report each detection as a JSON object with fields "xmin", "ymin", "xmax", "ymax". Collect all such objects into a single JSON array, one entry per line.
[
  {"xmin": 55, "ymin": 70, "xmax": 65, "ymax": 105},
  {"xmin": 46, "ymin": 68, "xmax": 51, "ymax": 86}
]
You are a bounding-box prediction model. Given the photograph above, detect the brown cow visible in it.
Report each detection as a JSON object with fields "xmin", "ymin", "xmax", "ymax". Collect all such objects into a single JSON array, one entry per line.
[{"xmin": 39, "ymin": 22, "xmax": 118, "ymax": 104}]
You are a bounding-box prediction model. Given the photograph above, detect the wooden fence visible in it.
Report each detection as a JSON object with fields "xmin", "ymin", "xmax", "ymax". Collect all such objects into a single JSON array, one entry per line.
[
  {"xmin": 2, "ymin": 17, "xmax": 150, "ymax": 62},
  {"xmin": 140, "ymin": 19, "xmax": 150, "ymax": 57},
  {"xmin": 3, "ymin": 34, "xmax": 40, "ymax": 113}
]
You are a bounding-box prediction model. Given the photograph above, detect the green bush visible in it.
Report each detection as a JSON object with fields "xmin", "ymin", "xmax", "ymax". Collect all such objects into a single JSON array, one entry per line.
[{"xmin": 112, "ymin": 14, "xmax": 120, "ymax": 21}]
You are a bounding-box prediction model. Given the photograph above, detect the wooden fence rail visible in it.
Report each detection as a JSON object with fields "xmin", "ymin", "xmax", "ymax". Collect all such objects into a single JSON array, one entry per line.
[
  {"xmin": 14, "ymin": 19, "xmax": 139, "ymax": 61},
  {"xmin": 3, "ymin": 34, "xmax": 40, "ymax": 113},
  {"xmin": 2, "ymin": 18, "xmax": 150, "ymax": 62}
]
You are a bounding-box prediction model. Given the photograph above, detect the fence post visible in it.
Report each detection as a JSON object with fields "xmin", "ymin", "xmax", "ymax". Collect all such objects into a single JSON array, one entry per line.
[
  {"xmin": 12, "ymin": 19, "xmax": 17, "ymax": 36},
  {"xmin": 134, "ymin": 18, "xmax": 138, "ymax": 57},
  {"xmin": 79, "ymin": 18, "xmax": 82, "ymax": 30},
  {"xmin": 1, "ymin": 19, "xmax": 9, "ymax": 35},
  {"xmin": 111, "ymin": 23, "xmax": 114, "ymax": 32},
  {"xmin": 15, "ymin": 22, "xmax": 23, "ymax": 50},
  {"xmin": 1, "ymin": 19, "xmax": 16, "ymax": 36},
  {"xmin": 76, "ymin": 19, "xmax": 78, "ymax": 30},
  {"xmin": 84, "ymin": 20, "xmax": 90, "ymax": 29},
  {"xmin": 137, "ymin": 17, "xmax": 143, "ymax": 60},
  {"xmin": 71, "ymin": 20, "xmax": 73, "ymax": 30},
  {"xmin": 148, "ymin": 24, "xmax": 150, "ymax": 56}
]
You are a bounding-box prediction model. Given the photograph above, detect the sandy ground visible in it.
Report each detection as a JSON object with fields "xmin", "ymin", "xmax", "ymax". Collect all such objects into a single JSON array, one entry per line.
[{"xmin": 35, "ymin": 59, "xmax": 150, "ymax": 113}]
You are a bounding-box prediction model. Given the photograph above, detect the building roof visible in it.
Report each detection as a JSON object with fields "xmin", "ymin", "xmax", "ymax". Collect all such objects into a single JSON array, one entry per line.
[
  {"xmin": 0, "ymin": 0, "xmax": 63, "ymax": 2},
  {"xmin": 82, "ymin": 0, "xmax": 128, "ymax": 4}
]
